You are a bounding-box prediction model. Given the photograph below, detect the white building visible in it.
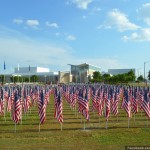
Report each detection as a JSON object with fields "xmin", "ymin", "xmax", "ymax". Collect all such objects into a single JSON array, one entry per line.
[
  {"xmin": 13, "ymin": 66, "xmax": 58, "ymax": 83},
  {"xmin": 14, "ymin": 66, "xmax": 49, "ymax": 74},
  {"xmin": 108, "ymin": 69, "xmax": 135, "ymax": 75}
]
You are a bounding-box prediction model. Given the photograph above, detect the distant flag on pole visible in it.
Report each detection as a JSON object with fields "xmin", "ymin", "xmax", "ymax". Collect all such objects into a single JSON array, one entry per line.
[
  {"xmin": 4, "ymin": 61, "xmax": 6, "ymax": 70},
  {"xmin": 18, "ymin": 64, "xmax": 19, "ymax": 72},
  {"xmin": 29, "ymin": 65, "xmax": 30, "ymax": 72}
]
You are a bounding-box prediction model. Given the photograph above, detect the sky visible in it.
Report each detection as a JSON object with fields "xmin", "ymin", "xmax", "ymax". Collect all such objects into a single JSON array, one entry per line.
[{"xmin": 0, "ymin": 0, "xmax": 150, "ymax": 77}]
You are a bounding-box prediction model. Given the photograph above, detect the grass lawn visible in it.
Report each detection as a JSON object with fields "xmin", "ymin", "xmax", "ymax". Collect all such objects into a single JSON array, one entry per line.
[{"xmin": 0, "ymin": 95, "xmax": 150, "ymax": 150}]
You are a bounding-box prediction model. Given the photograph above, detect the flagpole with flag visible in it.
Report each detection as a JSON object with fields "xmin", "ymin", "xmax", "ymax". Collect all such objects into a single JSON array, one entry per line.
[
  {"xmin": 4, "ymin": 61, "xmax": 6, "ymax": 84},
  {"xmin": 29, "ymin": 65, "xmax": 30, "ymax": 83},
  {"xmin": 18, "ymin": 64, "xmax": 19, "ymax": 82}
]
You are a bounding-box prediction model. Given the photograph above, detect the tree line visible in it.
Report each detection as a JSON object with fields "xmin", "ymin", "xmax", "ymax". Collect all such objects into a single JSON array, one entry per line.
[
  {"xmin": 0, "ymin": 75, "xmax": 39, "ymax": 83},
  {"xmin": 90, "ymin": 70, "xmax": 144, "ymax": 84}
]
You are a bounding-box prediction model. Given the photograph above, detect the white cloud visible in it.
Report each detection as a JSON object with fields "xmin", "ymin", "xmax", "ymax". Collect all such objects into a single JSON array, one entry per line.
[
  {"xmin": 144, "ymin": 18, "xmax": 150, "ymax": 26},
  {"xmin": 46, "ymin": 22, "xmax": 59, "ymax": 28},
  {"xmin": 71, "ymin": 0, "xmax": 93, "ymax": 10},
  {"xmin": 0, "ymin": 26, "xmax": 74, "ymax": 72},
  {"xmin": 123, "ymin": 28, "xmax": 150, "ymax": 42},
  {"xmin": 0, "ymin": 26, "xmax": 125, "ymax": 73},
  {"xmin": 100, "ymin": 9, "xmax": 140, "ymax": 32},
  {"xmin": 26, "ymin": 20, "xmax": 39, "ymax": 29},
  {"xmin": 66, "ymin": 35, "xmax": 76, "ymax": 41},
  {"xmin": 13, "ymin": 19, "xmax": 23, "ymax": 24},
  {"xmin": 90, "ymin": 7, "xmax": 101, "ymax": 15},
  {"xmin": 137, "ymin": 3, "xmax": 150, "ymax": 26},
  {"xmin": 93, "ymin": 7, "xmax": 101, "ymax": 12}
]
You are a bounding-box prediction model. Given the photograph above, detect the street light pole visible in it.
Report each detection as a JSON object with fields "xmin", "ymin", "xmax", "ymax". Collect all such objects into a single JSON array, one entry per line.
[
  {"xmin": 144, "ymin": 61, "xmax": 150, "ymax": 82},
  {"xmin": 144, "ymin": 62, "xmax": 146, "ymax": 81}
]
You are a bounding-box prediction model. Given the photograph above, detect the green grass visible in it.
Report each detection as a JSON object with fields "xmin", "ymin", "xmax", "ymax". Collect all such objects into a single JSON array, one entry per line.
[{"xmin": 0, "ymin": 95, "xmax": 150, "ymax": 150}]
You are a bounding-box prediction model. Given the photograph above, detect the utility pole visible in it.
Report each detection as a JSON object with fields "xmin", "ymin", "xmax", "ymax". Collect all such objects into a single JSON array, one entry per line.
[{"xmin": 144, "ymin": 61, "xmax": 150, "ymax": 83}]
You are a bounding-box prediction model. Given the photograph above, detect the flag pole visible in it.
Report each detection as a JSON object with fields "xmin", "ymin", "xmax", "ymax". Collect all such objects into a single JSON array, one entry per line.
[
  {"xmin": 4, "ymin": 60, "xmax": 6, "ymax": 85},
  {"xmin": 81, "ymin": 113, "xmax": 82, "ymax": 123},
  {"xmin": 18, "ymin": 64, "xmax": 19, "ymax": 83},
  {"xmin": 4, "ymin": 100, "xmax": 6, "ymax": 122},
  {"xmin": 75, "ymin": 103, "xmax": 76, "ymax": 116},
  {"xmin": 60, "ymin": 123, "xmax": 62, "ymax": 131},
  {"xmin": 20, "ymin": 99, "xmax": 23, "ymax": 125},
  {"xmin": 14, "ymin": 122, "xmax": 16, "ymax": 132},
  {"xmin": 117, "ymin": 114, "xmax": 119, "ymax": 122},
  {"xmin": 128, "ymin": 117, "xmax": 130, "ymax": 128},
  {"xmin": 134, "ymin": 113, "xmax": 136, "ymax": 123},
  {"xmin": 3, "ymin": 88, "xmax": 6, "ymax": 122},
  {"xmin": 29, "ymin": 65, "xmax": 30, "ymax": 83},
  {"xmin": 141, "ymin": 110, "xmax": 142, "ymax": 117},
  {"xmin": 99, "ymin": 116, "xmax": 100, "ymax": 127},
  {"xmin": 105, "ymin": 120, "xmax": 108, "ymax": 129},
  {"xmin": 39, "ymin": 123, "xmax": 41, "ymax": 132},
  {"xmin": 84, "ymin": 118, "xmax": 86, "ymax": 130}
]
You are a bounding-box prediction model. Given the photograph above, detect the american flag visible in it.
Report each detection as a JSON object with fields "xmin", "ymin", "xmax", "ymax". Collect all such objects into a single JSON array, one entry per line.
[
  {"xmin": 38, "ymin": 89, "xmax": 46, "ymax": 124},
  {"xmin": 7, "ymin": 88, "xmax": 12, "ymax": 112},
  {"xmin": 131, "ymin": 88, "xmax": 138, "ymax": 114},
  {"xmin": 78, "ymin": 89, "xmax": 89, "ymax": 121},
  {"xmin": 138, "ymin": 88, "xmax": 144, "ymax": 111},
  {"xmin": 91, "ymin": 87, "xmax": 98, "ymax": 112},
  {"xmin": 105, "ymin": 88, "xmax": 110, "ymax": 121},
  {"xmin": 54, "ymin": 89, "xmax": 63, "ymax": 123},
  {"xmin": 112, "ymin": 87, "xmax": 120, "ymax": 116},
  {"xmin": 122, "ymin": 88, "xmax": 131, "ymax": 118},
  {"xmin": 110, "ymin": 87, "xmax": 115, "ymax": 113},
  {"xmin": 0, "ymin": 88, "xmax": 4, "ymax": 115},
  {"xmin": 72, "ymin": 87, "xmax": 77, "ymax": 108},
  {"xmin": 12, "ymin": 89, "xmax": 22, "ymax": 124},
  {"xmin": 24, "ymin": 88, "xmax": 31, "ymax": 113},
  {"xmin": 54, "ymin": 88, "xmax": 58, "ymax": 119},
  {"xmin": 30, "ymin": 88, "xmax": 36, "ymax": 106},
  {"xmin": 69, "ymin": 87, "xmax": 73, "ymax": 107},
  {"xmin": 141, "ymin": 90, "xmax": 150, "ymax": 118},
  {"xmin": 96, "ymin": 88, "xmax": 103, "ymax": 116}
]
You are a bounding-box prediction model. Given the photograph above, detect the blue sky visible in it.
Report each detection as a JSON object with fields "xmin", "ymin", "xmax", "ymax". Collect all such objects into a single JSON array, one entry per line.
[{"xmin": 0, "ymin": 0, "xmax": 150, "ymax": 77}]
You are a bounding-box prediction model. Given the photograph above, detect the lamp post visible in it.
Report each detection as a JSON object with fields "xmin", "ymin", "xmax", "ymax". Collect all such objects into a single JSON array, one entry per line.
[
  {"xmin": 29, "ymin": 65, "xmax": 30, "ymax": 83},
  {"xmin": 144, "ymin": 61, "xmax": 150, "ymax": 82}
]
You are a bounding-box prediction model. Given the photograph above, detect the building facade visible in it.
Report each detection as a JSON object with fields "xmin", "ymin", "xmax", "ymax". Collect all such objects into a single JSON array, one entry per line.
[
  {"xmin": 58, "ymin": 71, "xmax": 72, "ymax": 83},
  {"xmin": 13, "ymin": 66, "xmax": 58, "ymax": 83},
  {"xmin": 108, "ymin": 69, "xmax": 136, "ymax": 75},
  {"xmin": 69, "ymin": 63, "xmax": 101, "ymax": 83}
]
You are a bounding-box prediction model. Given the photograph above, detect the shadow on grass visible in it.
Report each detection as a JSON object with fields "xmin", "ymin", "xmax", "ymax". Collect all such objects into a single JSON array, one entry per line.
[{"xmin": 0, "ymin": 125, "xmax": 149, "ymax": 134}]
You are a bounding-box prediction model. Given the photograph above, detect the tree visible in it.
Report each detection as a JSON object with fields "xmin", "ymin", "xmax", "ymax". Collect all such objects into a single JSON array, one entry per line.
[
  {"xmin": 91, "ymin": 71, "xmax": 102, "ymax": 82},
  {"xmin": 0, "ymin": 75, "xmax": 5, "ymax": 84},
  {"xmin": 31, "ymin": 75, "xmax": 39, "ymax": 82},
  {"xmin": 102, "ymin": 74, "xmax": 111, "ymax": 83},
  {"xmin": 107, "ymin": 70, "xmax": 136, "ymax": 84},
  {"xmin": 137, "ymin": 75, "xmax": 144, "ymax": 82},
  {"xmin": 126, "ymin": 70, "xmax": 136, "ymax": 82},
  {"xmin": 10, "ymin": 76, "xmax": 22, "ymax": 83}
]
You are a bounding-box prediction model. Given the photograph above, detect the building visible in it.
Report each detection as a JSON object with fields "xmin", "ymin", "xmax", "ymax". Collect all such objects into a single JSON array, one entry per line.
[
  {"xmin": 108, "ymin": 69, "xmax": 136, "ymax": 75},
  {"xmin": 14, "ymin": 66, "xmax": 49, "ymax": 74},
  {"xmin": 58, "ymin": 71, "xmax": 72, "ymax": 83},
  {"xmin": 13, "ymin": 66, "xmax": 58, "ymax": 83},
  {"xmin": 68, "ymin": 63, "xmax": 101, "ymax": 83}
]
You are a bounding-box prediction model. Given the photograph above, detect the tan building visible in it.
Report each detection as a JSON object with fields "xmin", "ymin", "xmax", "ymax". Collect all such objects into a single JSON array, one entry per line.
[{"xmin": 58, "ymin": 71, "xmax": 72, "ymax": 83}]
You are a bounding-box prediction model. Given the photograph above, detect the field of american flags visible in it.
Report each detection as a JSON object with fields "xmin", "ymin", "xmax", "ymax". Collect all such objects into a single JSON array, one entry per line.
[{"xmin": 0, "ymin": 83, "xmax": 150, "ymax": 150}]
